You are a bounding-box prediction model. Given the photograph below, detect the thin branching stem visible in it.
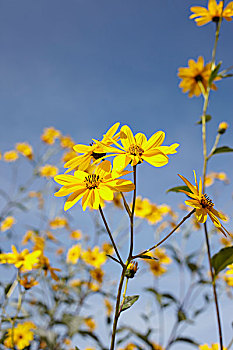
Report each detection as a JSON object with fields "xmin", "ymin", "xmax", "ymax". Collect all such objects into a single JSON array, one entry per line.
[
  {"xmin": 132, "ymin": 209, "xmax": 195, "ymax": 259},
  {"xmin": 99, "ymin": 205, "xmax": 124, "ymax": 267},
  {"xmin": 129, "ymin": 165, "xmax": 137, "ymax": 259},
  {"xmin": 204, "ymin": 223, "xmax": 223, "ymax": 350}
]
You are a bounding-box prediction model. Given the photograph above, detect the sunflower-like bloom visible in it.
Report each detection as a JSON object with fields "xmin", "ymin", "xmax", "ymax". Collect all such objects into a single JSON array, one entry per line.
[
  {"xmin": 178, "ymin": 171, "xmax": 229, "ymax": 236},
  {"xmin": 64, "ymin": 122, "xmax": 120, "ymax": 173},
  {"xmin": 178, "ymin": 56, "xmax": 220, "ymax": 97},
  {"xmin": 54, "ymin": 160, "xmax": 135, "ymax": 211},
  {"xmin": 190, "ymin": 0, "xmax": 233, "ymax": 26},
  {"xmin": 93, "ymin": 125, "xmax": 179, "ymax": 172}
]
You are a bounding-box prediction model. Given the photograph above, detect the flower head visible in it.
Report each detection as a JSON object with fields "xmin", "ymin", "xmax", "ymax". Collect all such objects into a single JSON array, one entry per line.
[
  {"xmin": 178, "ymin": 171, "xmax": 229, "ymax": 236},
  {"xmin": 3, "ymin": 150, "xmax": 18, "ymax": 162},
  {"xmin": 178, "ymin": 57, "xmax": 220, "ymax": 97},
  {"xmin": 1, "ymin": 216, "xmax": 15, "ymax": 232},
  {"xmin": 4, "ymin": 322, "xmax": 36, "ymax": 350},
  {"xmin": 41, "ymin": 127, "xmax": 61, "ymax": 144},
  {"xmin": 94, "ymin": 125, "xmax": 179, "ymax": 172},
  {"xmin": 66, "ymin": 244, "xmax": 82, "ymax": 264},
  {"xmin": 16, "ymin": 142, "xmax": 34, "ymax": 160},
  {"xmin": 190, "ymin": 0, "xmax": 233, "ymax": 26},
  {"xmin": 54, "ymin": 160, "xmax": 134, "ymax": 211},
  {"xmin": 82, "ymin": 246, "xmax": 107, "ymax": 268},
  {"xmin": 199, "ymin": 344, "xmax": 227, "ymax": 350},
  {"xmin": 64, "ymin": 122, "xmax": 120, "ymax": 173},
  {"xmin": 39, "ymin": 164, "xmax": 58, "ymax": 178}
]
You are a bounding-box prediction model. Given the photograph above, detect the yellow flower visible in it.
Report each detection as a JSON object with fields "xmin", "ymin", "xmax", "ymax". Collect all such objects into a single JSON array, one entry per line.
[
  {"xmin": 37, "ymin": 255, "xmax": 60, "ymax": 280},
  {"xmin": 178, "ymin": 171, "xmax": 229, "ymax": 236},
  {"xmin": 69, "ymin": 230, "xmax": 82, "ymax": 240},
  {"xmin": 54, "ymin": 160, "xmax": 135, "ymax": 211},
  {"xmin": 66, "ymin": 244, "xmax": 82, "ymax": 264},
  {"xmin": 0, "ymin": 245, "xmax": 41, "ymax": 271},
  {"xmin": 19, "ymin": 275, "xmax": 38, "ymax": 289},
  {"xmin": 94, "ymin": 125, "xmax": 179, "ymax": 172},
  {"xmin": 178, "ymin": 57, "xmax": 220, "ymax": 97},
  {"xmin": 152, "ymin": 344, "xmax": 165, "ymax": 350},
  {"xmin": 104, "ymin": 298, "xmax": 113, "ymax": 316},
  {"xmin": 15, "ymin": 142, "xmax": 34, "ymax": 159},
  {"xmin": 64, "ymin": 122, "xmax": 120, "ymax": 172},
  {"xmin": 205, "ymin": 171, "xmax": 229, "ymax": 187},
  {"xmin": 3, "ymin": 150, "xmax": 18, "ymax": 162},
  {"xmin": 22, "ymin": 230, "xmax": 35, "ymax": 245},
  {"xmin": 90, "ymin": 268, "xmax": 104, "ymax": 283},
  {"xmin": 1, "ymin": 216, "xmax": 15, "ymax": 232},
  {"xmin": 84, "ymin": 317, "xmax": 96, "ymax": 332},
  {"xmin": 82, "ymin": 246, "xmax": 107, "ymax": 268},
  {"xmin": 41, "ymin": 127, "xmax": 61, "ymax": 144},
  {"xmin": 39, "ymin": 164, "xmax": 58, "ymax": 177},
  {"xmin": 190, "ymin": 0, "xmax": 233, "ymax": 26},
  {"xmin": 4, "ymin": 322, "xmax": 36, "ymax": 350},
  {"xmin": 59, "ymin": 135, "xmax": 75, "ymax": 149},
  {"xmin": 49, "ymin": 216, "xmax": 68, "ymax": 228},
  {"xmin": 119, "ymin": 344, "xmax": 137, "ymax": 350},
  {"xmin": 102, "ymin": 242, "xmax": 114, "ymax": 255},
  {"xmin": 199, "ymin": 344, "xmax": 227, "ymax": 350}
]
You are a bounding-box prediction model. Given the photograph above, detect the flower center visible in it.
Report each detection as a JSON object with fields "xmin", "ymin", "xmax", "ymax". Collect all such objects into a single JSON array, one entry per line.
[
  {"xmin": 201, "ymin": 194, "xmax": 214, "ymax": 209},
  {"xmin": 84, "ymin": 174, "xmax": 101, "ymax": 189},
  {"xmin": 92, "ymin": 151, "xmax": 106, "ymax": 160},
  {"xmin": 194, "ymin": 74, "xmax": 203, "ymax": 83},
  {"xmin": 212, "ymin": 16, "xmax": 219, "ymax": 23},
  {"xmin": 128, "ymin": 144, "xmax": 144, "ymax": 157}
]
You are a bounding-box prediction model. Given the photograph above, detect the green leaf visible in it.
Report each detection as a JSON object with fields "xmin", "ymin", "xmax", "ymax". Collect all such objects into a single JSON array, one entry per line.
[
  {"xmin": 166, "ymin": 185, "xmax": 191, "ymax": 194},
  {"xmin": 208, "ymin": 61, "xmax": 222, "ymax": 86},
  {"xmin": 121, "ymin": 295, "xmax": 139, "ymax": 312},
  {"xmin": 138, "ymin": 254, "xmax": 158, "ymax": 261},
  {"xmin": 211, "ymin": 246, "xmax": 233, "ymax": 276},
  {"xmin": 213, "ymin": 146, "xmax": 233, "ymax": 155},
  {"xmin": 170, "ymin": 336, "xmax": 199, "ymax": 347},
  {"xmin": 177, "ymin": 308, "xmax": 187, "ymax": 322},
  {"xmin": 196, "ymin": 114, "xmax": 212, "ymax": 125}
]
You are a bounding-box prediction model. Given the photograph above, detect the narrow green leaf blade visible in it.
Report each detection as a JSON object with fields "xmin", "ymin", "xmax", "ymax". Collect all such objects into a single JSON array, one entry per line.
[
  {"xmin": 209, "ymin": 61, "xmax": 222, "ymax": 86},
  {"xmin": 166, "ymin": 185, "xmax": 191, "ymax": 194},
  {"xmin": 196, "ymin": 114, "xmax": 212, "ymax": 125},
  {"xmin": 121, "ymin": 295, "xmax": 139, "ymax": 312},
  {"xmin": 213, "ymin": 146, "xmax": 233, "ymax": 155},
  {"xmin": 212, "ymin": 246, "xmax": 233, "ymax": 276}
]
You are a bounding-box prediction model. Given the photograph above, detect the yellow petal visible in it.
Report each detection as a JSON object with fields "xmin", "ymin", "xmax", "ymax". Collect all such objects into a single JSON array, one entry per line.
[
  {"xmin": 113, "ymin": 154, "xmax": 131, "ymax": 172},
  {"xmin": 142, "ymin": 151, "xmax": 168, "ymax": 167},
  {"xmin": 120, "ymin": 125, "xmax": 135, "ymax": 150},
  {"xmin": 99, "ymin": 186, "xmax": 114, "ymax": 201},
  {"xmin": 195, "ymin": 209, "xmax": 207, "ymax": 223},
  {"xmin": 145, "ymin": 131, "xmax": 165, "ymax": 150},
  {"xmin": 64, "ymin": 188, "xmax": 87, "ymax": 211}
]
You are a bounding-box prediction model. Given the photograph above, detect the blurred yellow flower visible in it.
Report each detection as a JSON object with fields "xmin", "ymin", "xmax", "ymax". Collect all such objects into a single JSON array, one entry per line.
[
  {"xmin": 82, "ymin": 246, "xmax": 107, "ymax": 268},
  {"xmin": 62, "ymin": 150, "xmax": 78, "ymax": 163},
  {"xmin": 178, "ymin": 57, "xmax": 220, "ymax": 97},
  {"xmin": 1, "ymin": 216, "xmax": 15, "ymax": 232},
  {"xmin": 119, "ymin": 344, "xmax": 137, "ymax": 350},
  {"xmin": 218, "ymin": 121, "xmax": 229, "ymax": 134},
  {"xmin": 49, "ymin": 216, "xmax": 68, "ymax": 228},
  {"xmin": 199, "ymin": 344, "xmax": 227, "ymax": 350},
  {"xmin": 70, "ymin": 230, "xmax": 82, "ymax": 240},
  {"xmin": 190, "ymin": 0, "xmax": 233, "ymax": 26},
  {"xmin": 84, "ymin": 317, "xmax": 96, "ymax": 332},
  {"xmin": 16, "ymin": 142, "xmax": 34, "ymax": 160},
  {"xmin": 0, "ymin": 245, "xmax": 41, "ymax": 271},
  {"xmin": 38, "ymin": 255, "xmax": 60, "ymax": 281},
  {"xmin": 64, "ymin": 122, "xmax": 120, "ymax": 172},
  {"xmin": 90, "ymin": 268, "xmax": 104, "ymax": 283},
  {"xmin": 104, "ymin": 298, "xmax": 113, "ymax": 316},
  {"xmin": 144, "ymin": 248, "xmax": 171, "ymax": 277},
  {"xmin": 3, "ymin": 150, "xmax": 18, "ymax": 162},
  {"xmin": 39, "ymin": 164, "xmax": 58, "ymax": 177},
  {"xmin": 95, "ymin": 125, "xmax": 179, "ymax": 172},
  {"xmin": 66, "ymin": 244, "xmax": 82, "ymax": 264},
  {"xmin": 102, "ymin": 242, "xmax": 114, "ymax": 255},
  {"xmin": 59, "ymin": 135, "xmax": 75, "ymax": 149},
  {"xmin": 178, "ymin": 171, "xmax": 229, "ymax": 236},
  {"xmin": 205, "ymin": 171, "xmax": 229, "ymax": 187},
  {"xmin": 41, "ymin": 127, "xmax": 61, "ymax": 144},
  {"xmin": 54, "ymin": 160, "xmax": 134, "ymax": 211},
  {"xmin": 4, "ymin": 322, "xmax": 36, "ymax": 350},
  {"xmin": 152, "ymin": 344, "xmax": 165, "ymax": 350},
  {"xmin": 19, "ymin": 275, "xmax": 38, "ymax": 290}
]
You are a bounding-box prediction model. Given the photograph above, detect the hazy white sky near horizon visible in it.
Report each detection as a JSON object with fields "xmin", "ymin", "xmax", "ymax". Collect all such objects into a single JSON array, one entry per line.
[{"xmin": 0, "ymin": 0, "xmax": 233, "ymax": 348}]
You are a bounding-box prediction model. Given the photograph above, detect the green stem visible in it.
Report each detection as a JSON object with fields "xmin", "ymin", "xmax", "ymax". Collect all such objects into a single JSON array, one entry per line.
[
  {"xmin": 204, "ymin": 223, "xmax": 223, "ymax": 350},
  {"xmin": 99, "ymin": 205, "xmax": 124, "ymax": 267},
  {"xmin": 110, "ymin": 266, "xmax": 127, "ymax": 350},
  {"xmin": 133, "ymin": 209, "xmax": 195, "ymax": 259},
  {"xmin": 129, "ymin": 165, "xmax": 137, "ymax": 259}
]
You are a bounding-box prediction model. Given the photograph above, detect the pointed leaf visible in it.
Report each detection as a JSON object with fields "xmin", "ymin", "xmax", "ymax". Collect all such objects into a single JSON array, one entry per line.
[
  {"xmin": 121, "ymin": 295, "xmax": 139, "ymax": 312},
  {"xmin": 196, "ymin": 115, "xmax": 212, "ymax": 125},
  {"xmin": 166, "ymin": 185, "xmax": 191, "ymax": 194},
  {"xmin": 208, "ymin": 61, "xmax": 222, "ymax": 86},
  {"xmin": 213, "ymin": 146, "xmax": 233, "ymax": 155},
  {"xmin": 211, "ymin": 246, "xmax": 233, "ymax": 276},
  {"xmin": 138, "ymin": 254, "xmax": 158, "ymax": 261}
]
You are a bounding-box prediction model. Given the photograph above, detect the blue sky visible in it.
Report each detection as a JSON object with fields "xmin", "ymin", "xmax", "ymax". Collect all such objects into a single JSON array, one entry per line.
[{"xmin": 1, "ymin": 0, "xmax": 233, "ymax": 348}]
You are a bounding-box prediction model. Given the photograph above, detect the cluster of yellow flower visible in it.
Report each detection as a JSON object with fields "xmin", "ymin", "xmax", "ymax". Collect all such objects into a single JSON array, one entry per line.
[
  {"xmin": 54, "ymin": 123, "xmax": 179, "ymax": 211},
  {"xmin": 144, "ymin": 248, "xmax": 172, "ymax": 277},
  {"xmin": 134, "ymin": 196, "xmax": 176, "ymax": 225},
  {"xmin": 4, "ymin": 321, "xmax": 36, "ymax": 350},
  {"xmin": 178, "ymin": 0, "xmax": 233, "ymax": 97}
]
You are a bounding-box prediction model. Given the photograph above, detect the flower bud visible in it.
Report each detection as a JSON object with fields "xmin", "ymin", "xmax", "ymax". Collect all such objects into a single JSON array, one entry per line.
[
  {"xmin": 125, "ymin": 261, "xmax": 138, "ymax": 279},
  {"xmin": 218, "ymin": 122, "xmax": 228, "ymax": 134}
]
